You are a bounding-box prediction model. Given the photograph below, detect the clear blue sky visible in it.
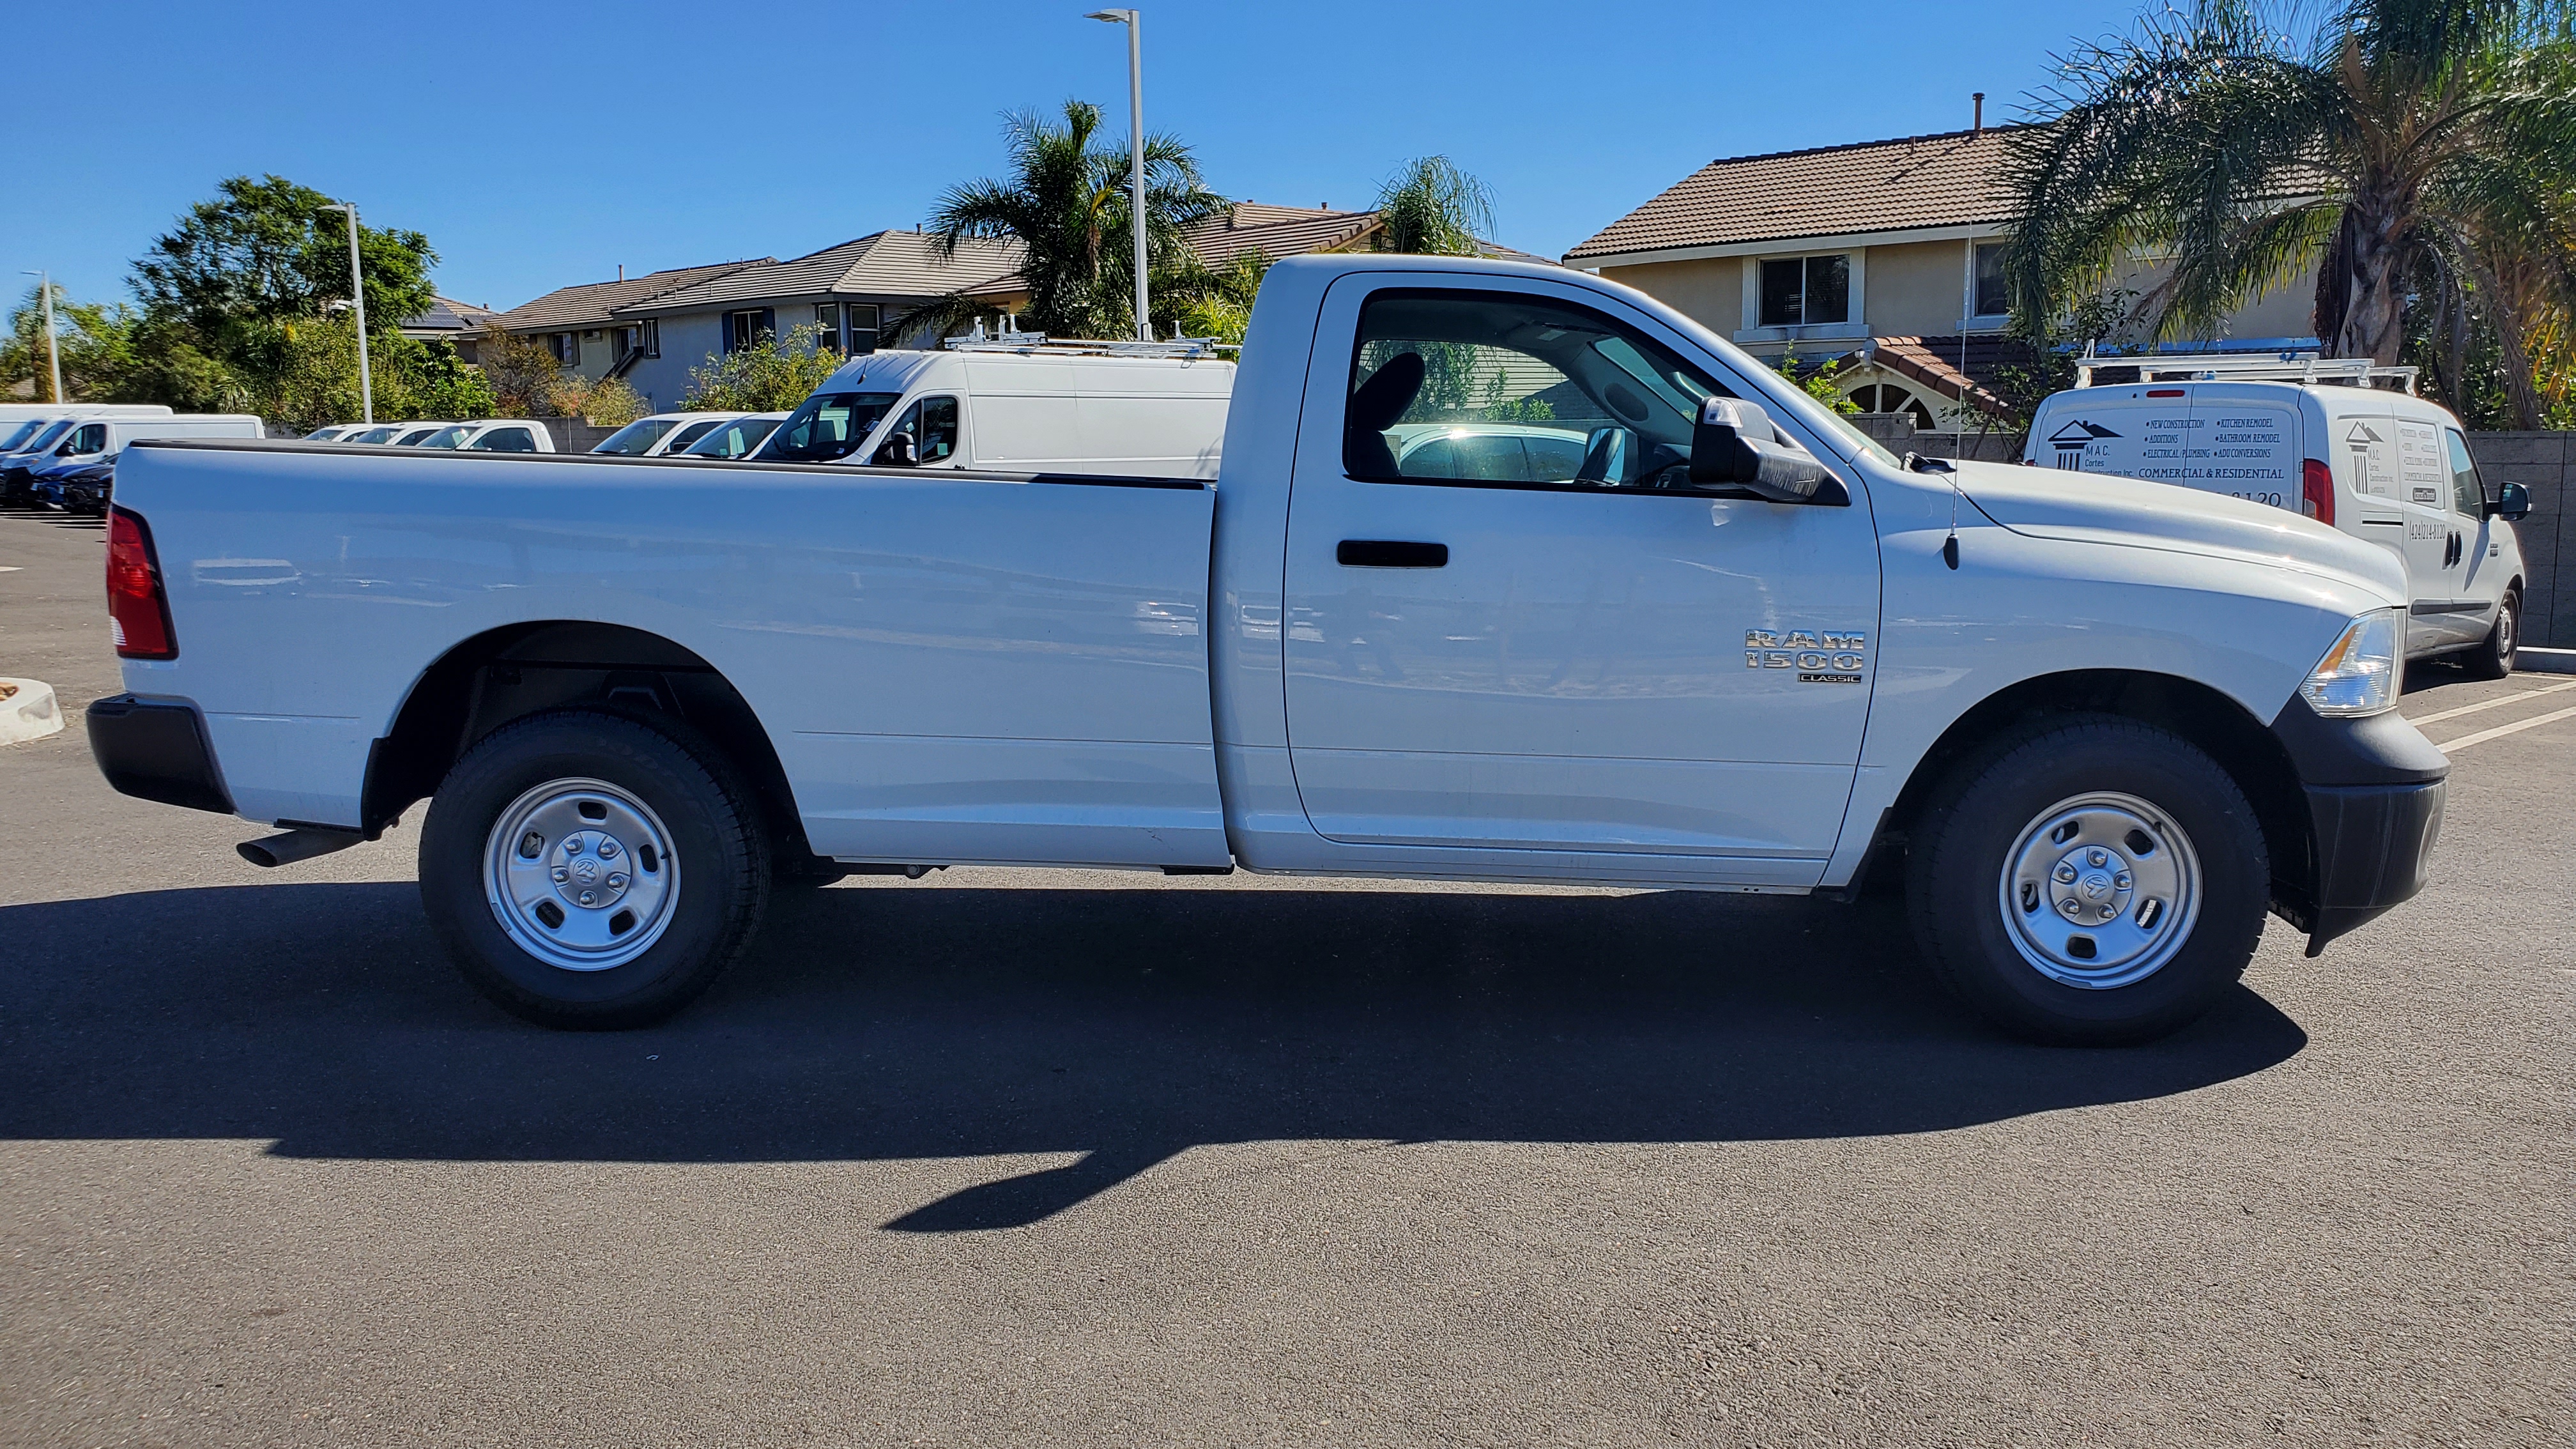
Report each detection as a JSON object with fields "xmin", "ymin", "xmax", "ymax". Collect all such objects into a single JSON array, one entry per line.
[{"xmin": 4, "ymin": 0, "xmax": 2142, "ymax": 315}]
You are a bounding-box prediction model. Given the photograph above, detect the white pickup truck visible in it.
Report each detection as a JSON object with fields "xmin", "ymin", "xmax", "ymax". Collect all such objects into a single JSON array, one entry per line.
[{"xmin": 86, "ymin": 254, "xmax": 2447, "ymax": 1045}]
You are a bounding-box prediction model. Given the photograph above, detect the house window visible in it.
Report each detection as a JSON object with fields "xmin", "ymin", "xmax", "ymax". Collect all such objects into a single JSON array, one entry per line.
[
  {"xmin": 550, "ymin": 332, "xmax": 579, "ymax": 365},
  {"xmin": 640, "ymin": 318, "xmax": 659, "ymax": 358},
  {"xmin": 845, "ymin": 303, "xmax": 880, "ymax": 354},
  {"xmin": 1972, "ymin": 241, "xmax": 2009, "ymax": 318},
  {"xmin": 1758, "ymin": 255, "xmax": 1850, "ymax": 328},
  {"xmin": 815, "ymin": 303, "xmax": 843, "ymax": 353},
  {"xmin": 724, "ymin": 309, "xmax": 774, "ymax": 353}
]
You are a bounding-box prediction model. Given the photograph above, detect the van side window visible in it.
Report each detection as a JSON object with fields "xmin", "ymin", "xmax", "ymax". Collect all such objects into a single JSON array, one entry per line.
[
  {"xmin": 65, "ymin": 424, "xmax": 107, "ymax": 455},
  {"xmin": 470, "ymin": 427, "xmax": 537, "ymax": 453},
  {"xmin": 2442, "ymin": 429, "xmax": 2483, "ymax": 516},
  {"xmin": 1345, "ymin": 288, "xmax": 1731, "ymax": 489},
  {"xmin": 876, "ymin": 396, "xmax": 959, "ymax": 466}
]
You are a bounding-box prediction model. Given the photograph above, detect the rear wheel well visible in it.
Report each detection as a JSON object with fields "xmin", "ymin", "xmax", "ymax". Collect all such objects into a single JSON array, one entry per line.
[
  {"xmin": 1869, "ymin": 670, "xmax": 2314, "ymax": 923},
  {"xmin": 362, "ymin": 621, "xmax": 817, "ymax": 867}
]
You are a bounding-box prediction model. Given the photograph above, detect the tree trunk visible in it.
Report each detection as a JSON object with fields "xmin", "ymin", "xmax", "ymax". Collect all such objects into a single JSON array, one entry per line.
[{"xmin": 2317, "ymin": 201, "xmax": 2408, "ymax": 364}]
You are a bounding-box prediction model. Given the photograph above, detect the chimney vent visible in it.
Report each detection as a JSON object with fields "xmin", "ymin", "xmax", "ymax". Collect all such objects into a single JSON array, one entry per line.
[{"xmin": 1972, "ymin": 93, "xmax": 1985, "ymax": 136}]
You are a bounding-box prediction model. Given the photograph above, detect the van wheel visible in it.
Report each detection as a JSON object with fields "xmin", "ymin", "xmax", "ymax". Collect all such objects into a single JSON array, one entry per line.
[
  {"xmin": 2462, "ymin": 591, "xmax": 2518, "ymax": 680},
  {"xmin": 1905, "ymin": 716, "xmax": 2268, "ymax": 1045},
  {"xmin": 419, "ymin": 710, "xmax": 770, "ymax": 1029}
]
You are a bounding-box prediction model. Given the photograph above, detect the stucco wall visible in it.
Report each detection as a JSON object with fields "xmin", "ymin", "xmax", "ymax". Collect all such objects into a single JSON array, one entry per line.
[
  {"xmin": 1861, "ymin": 240, "xmax": 1975, "ymax": 336},
  {"xmin": 1597, "ymin": 259, "xmax": 1742, "ymax": 336}
]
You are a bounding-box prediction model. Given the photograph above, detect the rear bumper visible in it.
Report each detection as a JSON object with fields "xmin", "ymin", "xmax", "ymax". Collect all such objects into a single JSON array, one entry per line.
[
  {"xmin": 2269, "ymin": 697, "xmax": 2448, "ymax": 954},
  {"xmin": 86, "ymin": 694, "xmax": 234, "ymax": 815}
]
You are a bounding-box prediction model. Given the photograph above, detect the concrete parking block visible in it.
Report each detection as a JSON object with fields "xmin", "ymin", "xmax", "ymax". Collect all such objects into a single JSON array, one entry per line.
[{"xmin": 0, "ymin": 677, "xmax": 63, "ymax": 744}]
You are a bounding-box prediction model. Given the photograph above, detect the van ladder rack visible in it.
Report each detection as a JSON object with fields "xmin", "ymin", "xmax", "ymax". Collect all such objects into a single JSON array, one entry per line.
[
  {"xmin": 943, "ymin": 314, "xmax": 1232, "ymax": 358},
  {"xmin": 2070, "ymin": 347, "xmax": 2418, "ymax": 394}
]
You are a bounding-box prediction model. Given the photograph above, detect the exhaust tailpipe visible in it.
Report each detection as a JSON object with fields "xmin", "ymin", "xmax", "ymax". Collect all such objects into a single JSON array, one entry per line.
[{"xmin": 237, "ymin": 828, "xmax": 365, "ymax": 868}]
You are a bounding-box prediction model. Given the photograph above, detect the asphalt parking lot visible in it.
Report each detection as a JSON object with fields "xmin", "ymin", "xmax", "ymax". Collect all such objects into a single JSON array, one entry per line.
[{"xmin": 1, "ymin": 507, "xmax": 2568, "ymax": 1448}]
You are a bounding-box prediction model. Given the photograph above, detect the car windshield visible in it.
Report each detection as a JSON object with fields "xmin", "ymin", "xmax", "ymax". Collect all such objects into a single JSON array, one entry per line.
[
  {"xmin": 684, "ymin": 417, "xmax": 781, "ymax": 458},
  {"xmin": 394, "ymin": 427, "xmax": 441, "ymax": 446},
  {"xmin": 665, "ymin": 419, "xmax": 727, "ymax": 451},
  {"xmin": 594, "ymin": 418, "xmax": 680, "ymax": 455},
  {"xmin": 348, "ymin": 426, "xmax": 401, "ymax": 444},
  {"xmin": 762, "ymin": 392, "xmax": 901, "ymax": 463},
  {"xmin": 0, "ymin": 421, "xmax": 44, "ymax": 451},
  {"xmin": 13, "ymin": 421, "xmax": 73, "ymax": 456},
  {"xmin": 417, "ymin": 426, "xmax": 472, "ymax": 449}
]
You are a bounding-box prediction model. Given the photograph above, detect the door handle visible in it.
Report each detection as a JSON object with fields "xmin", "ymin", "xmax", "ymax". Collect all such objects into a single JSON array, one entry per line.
[{"xmin": 1337, "ymin": 539, "xmax": 1448, "ymax": 569}]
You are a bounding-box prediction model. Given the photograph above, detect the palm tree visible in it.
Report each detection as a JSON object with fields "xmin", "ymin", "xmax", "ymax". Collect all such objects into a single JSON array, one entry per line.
[
  {"xmin": 913, "ymin": 99, "xmax": 1227, "ymax": 341},
  {"xmin": 1373, "ymin": 157, "xmax": 1496, "ymax": 256},
  {"xmin": 2003, "ymin": 0, "xmax": 2576, "ymax": 425}
]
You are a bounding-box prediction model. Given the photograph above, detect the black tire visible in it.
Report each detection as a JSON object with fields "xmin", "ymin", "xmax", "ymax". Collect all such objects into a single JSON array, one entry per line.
[
  {"xmin": 2461, "ymin": 590, "xmax": 2518, "ymax": 680},
  {"xmin": 419, "ymin": 709, "xmax": 770, "ymax": 1029},
  {"xmin": 1904, "ymin": 715, "xmax": 2269, "ymax": 1045}
]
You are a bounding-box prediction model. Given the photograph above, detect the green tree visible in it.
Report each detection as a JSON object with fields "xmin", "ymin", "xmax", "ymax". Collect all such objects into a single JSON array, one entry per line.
[
  {"xmin": 680, "ymin": 323, "xmax": 843, "ymax": 411},
  {"xmin": 3, "ymin": 283, "xmax": 141, "ymax": 402},
  {"xmin": 477, "ymin": 329, "xmax": 562, "ymax": 416},
  {"xmin": 913, "ymin": 99, "xmax": 1230, "ymax": 340},
  {"xmin": 2003, "ymin": 0, "xmax": 2576, "ymax": 425},
  {"xmin": 132, "ymin": 175, "xmax": 437, "ymax": 347},
  {"xmin": 1172, "ymin": 249, "xmax": 1272, "ymax": 346},
  {"xmin": 1373, "ymin": 156, "xmax": 1496, "ymax": 256}
]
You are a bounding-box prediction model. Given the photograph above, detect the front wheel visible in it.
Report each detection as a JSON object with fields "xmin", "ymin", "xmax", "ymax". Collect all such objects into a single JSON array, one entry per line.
[
  {"xmin": 1905, "ymin": 716, "xmax": 2269, "ymax": 1045},
  {"xmin": 2461, "ymin": 591, "xmax": 2518, "ymax": 680},
  {"xmin": 420, "ymin": 710, "xmax": 770, "ymax": 1029}
]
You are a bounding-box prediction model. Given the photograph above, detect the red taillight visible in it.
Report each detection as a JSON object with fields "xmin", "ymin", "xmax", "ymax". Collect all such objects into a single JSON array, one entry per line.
[
  {"xmin": 2301, "ymin": 457, "xmax": 2336, "ymax": 526},
  {"xmin": 106, "ymin": 507, "xmax": 176, "ymax": 659},
  {"xmin": 2147, "ymin": 388, "xmax": 2186, "ymax": 397}
]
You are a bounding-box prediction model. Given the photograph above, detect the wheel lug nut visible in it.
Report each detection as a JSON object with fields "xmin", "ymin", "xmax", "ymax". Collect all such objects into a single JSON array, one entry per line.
[
  {"xmin": 578, "ymin": 889, "xmax": 597, "ymax": 907},
  {"xmin": 598, "ymin": 839, "xmax": 619, "ymax": 859},
  {"xmin": 551, "ymin": 866, "xmax": 569, "ymax": 884},
  {"xmin": 2114, "ymin": 871, "xmax": 2133, "ymax": 889},
  {"xmin": 606, "ymin": 873, "xmax": 627, "ymax": 890},
  {"xmin": 2053, "ymin": 864, "xmax": 2077, "ymax": 883},
  {"xmin": 2086, "ymin": 848, "xmax": 2108, "ymax": 867}
]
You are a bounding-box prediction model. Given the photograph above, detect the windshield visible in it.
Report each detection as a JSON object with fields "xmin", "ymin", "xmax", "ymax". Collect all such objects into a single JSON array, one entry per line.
[
  {"xmin": 13, "ymin": 421, "xmax": 73, "ymax": 456},
  {"xmin": 348, "ymin": 425, "xmax": 400, "ymax": 445},
  {"xmin": 665, "ymin": 418, "xmax": 726, "ymax": 452},
  {"xmin": 0, "ymin": 421, "xmax": 43, "ymax": 452},
  {"xmin": 417, "ymin": 426, "xmax": 471, "ymax": 449},
  {"xmin": 762, "ymin": 392, "xmax": 901, "ymax": 463},
  {"xmin": 594, "ymin": 418, "xmax": 679, "ymax": 455},
  {"xmin": 394, "ymin": 427, "xmax": 442, "ymax": 446},
  {"xmin": 684, "ymin": 417, "xmax": 782, "ymax": 458}
]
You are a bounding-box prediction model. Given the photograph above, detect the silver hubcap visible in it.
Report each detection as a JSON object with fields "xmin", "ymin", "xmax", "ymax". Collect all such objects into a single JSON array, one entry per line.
[
  {"xmin": 484, "ymin": 778, "xmax": 680, "ymax": 971},
  {"xmin": 1997, "ymin": 792, "xmax": 2200, "ymax": 989}
]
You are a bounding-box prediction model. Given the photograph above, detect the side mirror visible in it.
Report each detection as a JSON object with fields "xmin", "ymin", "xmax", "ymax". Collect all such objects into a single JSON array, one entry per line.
[
  {"xmin": 873, "ymin": 433, "xmax": 917, "ymax": 468},
  {"xmin": 1688, "ymin": 397, "xmax": 1833, "ymax": 503},
  {"xmin": 2492, "ymin": 480, "xmax": 2530, "ymax": 521}
]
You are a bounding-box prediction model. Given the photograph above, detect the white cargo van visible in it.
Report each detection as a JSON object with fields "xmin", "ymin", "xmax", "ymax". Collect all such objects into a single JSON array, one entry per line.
[
  {"xmin": 415, "ymin": 420, "xmax": 557, "ymax": 453},
  {"xmin": 0, "ymin": 403, "xmax": 171, "ymax": 431},
  {"xmin": 754, "ymin": 339, "xmax": 1233, "ymax": 478},
  {"xmin": 40, "ymin": 415, "xmax": 264, "ymax": 466},
  {"xmin": 2024, "ymin": 356, "xmax": 2529, "ymax": 675}
]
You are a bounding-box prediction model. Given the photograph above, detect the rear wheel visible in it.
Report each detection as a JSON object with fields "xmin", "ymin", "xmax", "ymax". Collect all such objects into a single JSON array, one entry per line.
[
  {"xmin": 2461, "ymin": 591, "xmax": 2518, "ymax": 680},
  {"xmin": 1905, "ymin": 716, "xmax": 2269, "ymax": 1045},
  {"xmin": 420, "ymin": 710, "xmax": 769, "ymax": 1029}
]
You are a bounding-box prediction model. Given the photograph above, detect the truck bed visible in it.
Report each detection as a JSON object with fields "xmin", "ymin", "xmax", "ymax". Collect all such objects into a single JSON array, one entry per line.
[{"xmin": 112, "ymin": 441, "xmax": 1231, "ymax": 867}]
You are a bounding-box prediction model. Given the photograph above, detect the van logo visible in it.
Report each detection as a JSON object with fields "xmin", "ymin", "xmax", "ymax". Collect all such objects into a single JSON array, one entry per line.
[
  {"xmin": 2048, "ymin": 420, "xmax": 2119, "ymax": 470},
  {"xmin": 1747, "ymin": 629, "xmax": 1867, "ymax": 681}
]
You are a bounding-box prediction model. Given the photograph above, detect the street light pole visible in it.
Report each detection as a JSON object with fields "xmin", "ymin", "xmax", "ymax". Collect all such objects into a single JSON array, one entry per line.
[
  {"xmin": 318, "ymin": 203, "xmax": 374, "ymax": 423},
  {"xmin": 20, "ymin": 271, "xmax": 63, "ymax": 404},
  {"xmin": 1086, "ymin": 8, "xmax": 1149, "ymax": 341}
]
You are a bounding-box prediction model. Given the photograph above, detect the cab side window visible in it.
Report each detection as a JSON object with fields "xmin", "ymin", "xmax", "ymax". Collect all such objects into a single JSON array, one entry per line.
[
  {"xmin": 874, "ymin": 396, "xmax": 960, "ymax": 466},
  {"xmin": 1344, "ymin": 288, "xmax": 1731, "ymax": 489},
  {"xmin": 468, "ymin": 427, "xmax": 537, "ymax": 453},
  {"xmin": 65, "ymin": 424, "xmax": 107, "ymax": 455},
  {"xmin": 2442, "ymin": 429, "xmax": 2483, "ymax": 517}
]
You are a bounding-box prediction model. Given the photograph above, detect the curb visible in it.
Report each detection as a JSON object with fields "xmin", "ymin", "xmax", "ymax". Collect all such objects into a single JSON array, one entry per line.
[
  {"xmin": 2519, "ymin": 647, "xmax": 2576, "ymax": 676},
  {"xmin": 0, "ymin": 677, "xmax": 65, "ymax": 744}
]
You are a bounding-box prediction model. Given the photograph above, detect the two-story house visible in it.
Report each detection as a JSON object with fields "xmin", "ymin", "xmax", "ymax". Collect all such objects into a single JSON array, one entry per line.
[
  {"xmin": 482, "ymin": 260, "xmax": 774, "ymax": 399},
  {"xmin": 1564, "ymin": 122, "xmax": 2320, "ymax": 430}
]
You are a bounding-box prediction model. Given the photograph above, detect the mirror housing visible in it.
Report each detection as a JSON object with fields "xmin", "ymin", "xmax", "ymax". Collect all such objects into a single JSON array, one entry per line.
[
  {"xmin": 1689, "ymin": 397, "xmax": 1834, "ymax": 503},
  {"xmin": 2492, "ymin": 480, "xmax": 2530, "ymax": 521}
]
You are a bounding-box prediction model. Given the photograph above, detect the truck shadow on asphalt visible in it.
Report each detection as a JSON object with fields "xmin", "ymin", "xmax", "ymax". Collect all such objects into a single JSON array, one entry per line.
[{"xmin": 0, "ymin": 880, "xmax": 2306, "ymax": 1230}]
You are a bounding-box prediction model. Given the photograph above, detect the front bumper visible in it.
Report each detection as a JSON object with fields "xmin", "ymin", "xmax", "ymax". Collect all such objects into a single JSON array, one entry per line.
[
  {"xmin": 87, "ymin": 694, "xmax": 234, "ymax": 816},
  {"xmin": 2269, "ymin": 698, "xmax": 2448, "ymax": 955}
]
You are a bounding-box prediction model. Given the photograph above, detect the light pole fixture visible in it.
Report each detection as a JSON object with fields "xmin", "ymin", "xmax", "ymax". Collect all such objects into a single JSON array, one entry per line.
[
  {"xmin": 318, "ymin": 203, "xmax": 374, "ymax": 423},
  {"xmin": 1085, "ymin": 8, "xmax": 1149, "ymax": 341},
  {"xmin": 19, "ymin": 270, "xmax": 63, "ymax": 404}
]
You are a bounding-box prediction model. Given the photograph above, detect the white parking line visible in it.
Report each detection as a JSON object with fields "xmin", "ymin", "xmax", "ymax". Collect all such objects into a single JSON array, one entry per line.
[
  {"xmin": 2439, "ymin": 704, "xmax": 2576, "ymax": 754},
  {"xmin": 2405, "ymin": 677, "xmax": 2576, "ymax": 727}
]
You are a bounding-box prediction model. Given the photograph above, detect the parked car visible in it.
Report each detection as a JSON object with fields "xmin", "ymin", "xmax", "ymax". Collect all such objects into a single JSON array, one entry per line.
[
  {"xmin": 753, "ymin": 342, "xmax": 1233, "ymax": 477},
  {"xmin": 1386, "ymin": 422, "xmax": 1593, "ymax": 482},
  {"xmin": 24, "ymin": 415, "xmax": 263, "ymax": 512},
  {"xmin": 0, "ymin": 420, "xmax": 83, "ymax": 503},
  {"xmin": 678, "ymin": 412, "xmax": 788, "ymax": 460},
  {"xmin": 91, "ymin": 253, "xmax": 2444, "ymax": 1047},
  {"xmin": 592, "ymin": 413, "xmax": 744, "ymax": 457},
  {"xmin": 31, "ymin": 457, "xmax": 115, "ymax": 514},
  {"xmin": 342, "ymin": 424, "xmax": 405, "ymax": 445},
  {"xmin": 390, "ymin": 422, "xmax": 460, "ymax": 447},
  {"xmin": 415, "ymin": 420, "xmax": 555, "ymax": 453},
  {"xmin": 2024, "ymin": 361, "xmax": 2531, "ymax": 675},
  {"xmin": 302, "ymin": 424, "xmax": 362, "ymax": 443}
]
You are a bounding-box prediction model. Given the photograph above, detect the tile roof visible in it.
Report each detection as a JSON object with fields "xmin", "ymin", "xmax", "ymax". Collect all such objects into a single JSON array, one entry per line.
[
  {"xmin": 1848, "ymin": 334, "xmax": 2037, "ymax": 416},
  {"xmin": 399, "ymin": 296, "xmax": 498, "ymax": 335},
  {"xmin": 489, "ymin": 260, "xmax": 767, "ymax": 333},
  {"xmin": 618, "ymin": 231, "xmax": 1025, "ymax": 314},
  {"xmin": 1185, "ymin": 205, "xmax": 1382, "ymax": 268},
  {"xmin": 1566, "ymin": 126, "xmax": 2026, "ymax": 262}
]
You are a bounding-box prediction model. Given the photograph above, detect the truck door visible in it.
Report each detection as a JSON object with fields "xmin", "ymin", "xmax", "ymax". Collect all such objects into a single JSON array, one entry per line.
[
  {"xmin": 1278, "ymin": 278, "xmax": 1880, "ymax": 873},
  {"xmin": 2329, "ymin": 398, "xmax": 2433, "ymax": 651},
  {"xmin": 2441, "ymin": 427, "xmax": 2500, "ymax": 643}
]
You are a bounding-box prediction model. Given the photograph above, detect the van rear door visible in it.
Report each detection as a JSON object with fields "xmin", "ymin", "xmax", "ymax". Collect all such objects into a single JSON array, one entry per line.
[{"xmin": 2179, "ymin": 384, "xmax": 2299, "ymax": 511}]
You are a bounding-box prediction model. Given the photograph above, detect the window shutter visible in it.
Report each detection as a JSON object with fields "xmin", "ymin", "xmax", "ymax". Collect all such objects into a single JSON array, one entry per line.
[
  {"xmin": 760, "ymin": 308, "xmax": 776, "ymax": 343},
  {"xmin": 721, "ymin": 313, "xmax": 733, "ymax": 352}
]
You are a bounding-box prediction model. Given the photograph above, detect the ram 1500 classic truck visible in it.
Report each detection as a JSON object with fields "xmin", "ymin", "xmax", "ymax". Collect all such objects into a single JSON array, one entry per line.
[{"xmin": 86, "ymin": 254, "xmax": 2446, "ymax": 1044}]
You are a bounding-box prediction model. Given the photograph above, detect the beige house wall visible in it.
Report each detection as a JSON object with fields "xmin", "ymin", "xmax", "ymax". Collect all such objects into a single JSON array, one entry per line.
[
  {"xmin": 1598, "ymin": 258, "xmax": 1742, "ymax": 336},
  {"xmin": 1862, "ymin": 240, "xmax": 1977, "ymax": 336}
]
